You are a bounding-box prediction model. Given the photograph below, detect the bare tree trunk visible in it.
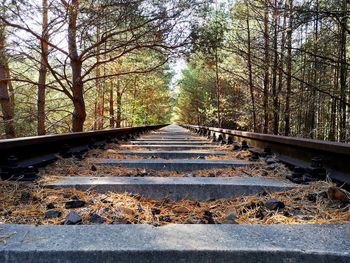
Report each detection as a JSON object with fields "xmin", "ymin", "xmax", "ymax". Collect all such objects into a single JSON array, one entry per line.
[
  {"xmin": 71, "ymin": 77, "xmax": 86, "ymax": 132},
  {"xmin": 109, "ymin": 84, "xmax": 114, "ymax": 128},
  {"xmin": 0, "ymin": 66, "xmax": 15, "ymax": 138},
  {"xmin": 296, "ymin": 24, "xmax": 308, "ymax": 136},
  {"xmin": 277, "ymin": 1, "xmax": 287, "ymax": 133},
  {"xmin": 284, "ymin": 0, "xmax": 293, "ymax": 136},
  {"xmin": 306, "ymin": 0, "xmax": 319, "ymax": 139},
  {"xmin": 263, "ymin": 0, "xmax": 270, "ymax": 133},
  {"xmin": 246, "ymin": 0, "xmax": 257, "ymax": 132},
  {"xmin": 339, "ymin": 0, "xmax": 348, "ymax": 141},
  {"xmin": 329, "ymin": 67, "xmax": 338, "ymax": 141},
  {"xmin": 215, "ymin": 47, "xmax": 221, "ymax": 128},
  {"xmin": 0, "ymin": 21, "xmax": 15, "ymax": 138},
  {"xmin": 93, "ymin": 99, "xmax": 97, "ymax": 130},
  {"xmin": 95, "ymin": 20, "xmax": 104, "ymax": 130},
  {"xmin": 272, "ymin": 0, "xmax": 279, "ymax": 134},
  {"xmin": 7, "ymin": 65, "xmax": 14, "ymax": 110},
  {"xmin": 37, "ymin": 0, "xmax": 48, "ymax": 135},
  {"xmin": 68, "ymin": 0, "xmax": 86, "ymax": 132},
  {"xmin": 115, "ymin": 79, "xmax": 121, "ymax": 128},
  {"xmin": 330, "ymin": 99, "xmax": 337, "ymax": 140},
  {"xmin": 131, "ymin": 84, "xmax": 137, "ymax": 127}
]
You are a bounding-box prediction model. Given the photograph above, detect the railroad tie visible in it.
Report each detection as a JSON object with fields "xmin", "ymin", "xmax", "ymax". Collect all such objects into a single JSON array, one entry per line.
[
  {"xmin": 50, "ymin": 124, "xmax": 293, "ymax": 198},
  {"xmin": 1, "ymin": 124, "xmax": 349, "ymax": 262}
]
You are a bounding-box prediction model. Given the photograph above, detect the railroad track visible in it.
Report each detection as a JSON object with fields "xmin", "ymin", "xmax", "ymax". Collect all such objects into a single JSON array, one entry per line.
[
  {"xmin": 0, "ymin": 124, "xmax": 349, "ymax": 262},
  {"xmin": 0, "ymin": 124, "xmax": 166, "ymax": 181},
  {"xmin": 183, "ymin": 124, "xmax": 350, "ymax": 187}
]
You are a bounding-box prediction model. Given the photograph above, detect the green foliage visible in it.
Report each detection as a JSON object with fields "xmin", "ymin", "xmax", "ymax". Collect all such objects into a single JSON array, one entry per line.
[
  {"xmin": 175, "ymin": 53, "xmax": 246, "ymax": 128},
  {"xmin": 192, "ymin": 5, "xmax": 228, "ymax": 63}
]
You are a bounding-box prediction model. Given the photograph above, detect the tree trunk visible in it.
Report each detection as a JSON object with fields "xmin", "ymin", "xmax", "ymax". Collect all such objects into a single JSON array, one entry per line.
[
  {"xmin": 115, "ymin": 79, "xmax": 122, "ymax": 128},
  {"xmin": 37, "ymin": 0, "xmax": 48, "ymax": 135},
  {"xmin": 284, "ymin": 0, "xmax": 293, "ymax": 136},
  {"xmin": 68, "ymin": 0, "xmax": 86, "ymax": 132},
  {"xmin": 272, "ymin": 0, "xmax": 279, "ymax": 134},
  {"xmin": 296, "ymin": 24, "xmax": 308, "ymax": 136},
  {"xmin": 307, "ymin": 0, "xmax": 319, "ymax": 138},
  {"xmin": 246, "ymin": 0, "xmax": 257, "ymax": 132},
  {"xmin": 71, "ymin": 77, "xmax": 86, "ymax": 132},
  {"xmin": 263, "ymin": 0, "xmax": 270, "ymax": 133},
  {"xmin": 93, "ymin": 99, "xmax": 97, "ymax": 130},
  {"xmin": 0, "ymin": 21, "xmax": 15, "ymax": 138},
  {"xmin": 131, "ymin": 84, "xmax": 137, "ymax": 127},
  {"xmin": 215, "ymin": 47, "xmax": 221, "ymax": 128},
  {"xmin": 329, "ymin": 69, "xmax": 337, "ymax": 141},
  {"xmin": 339, "ymin": 0, "xmax": 348, "ymax": 141},
  {"xmin": 109, "ymin": 84, "xmax": 114, "ymax": 128},
  {"xmin": 277, "ymin": 2, "xmax": 287, "ymax": 134},
  {"xmin": 95, "ymin": 21, "xmax": 104, "ymax": 130}
]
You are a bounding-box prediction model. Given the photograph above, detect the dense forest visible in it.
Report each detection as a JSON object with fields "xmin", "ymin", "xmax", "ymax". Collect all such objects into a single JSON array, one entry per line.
[
  {"xmin": 176, "ymin": 0, "xmax": 350, "ymax": 142},
  {"xmin": 0, "ymin": 0, "xmax": 349, "ymax": 142},
  {"xmin": 0, "ymin": 0, "xmax": 201, "ymax": 137}
]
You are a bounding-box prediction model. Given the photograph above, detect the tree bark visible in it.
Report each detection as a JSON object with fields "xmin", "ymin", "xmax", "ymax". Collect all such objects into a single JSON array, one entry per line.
[
  {"xmin": 37, "ymin": 0, "xmax": 49, "ymax": 135},
  {"xmin": 0, "ymin": 21, "xmax": 15, "ymax": 138},
  {"xmin": 339, "ymin": 0, "xmax": 348, "ymax": 141},
  {"xmin": 272, "ymin": 0, "xmax": 279, "ymax": 134},
  {"xmin": 95, "ymin": 20, "xmax": 104, "ymax": 130},
  {"xmin": 215, "ymin": 46, "xmax": 221, "ymax": 128},
  {"xmin": 284, "ymin": 0, "xmax": 293, "ymax": 136},
  {"xmin": 263, "ymin": 0, "xmax": 270, "ymax": 133},
  {"xmin": 246, "ymin": 0, "xmax": 257, "ymax": 132},
  {"xmin": 307, "ymin": 0, "xmax": 319, "ymax": 138},
  {"xmin": 109, "ymin": 83, "xmax": 114, "ymax": 128},
  {"xmin": 68, "ymin": 0, "xmax": 86, "ymax": 132},
  {"xmin": 115, "ymin": 79, "xmax": 121, "ymax": 128},
  {"xmin": 329, "ymin": 69, "xmax": 337, "ymax": 141},
  {"xmin": 277, "ymin": 1, "xmax": 287, "ymax": 134}
]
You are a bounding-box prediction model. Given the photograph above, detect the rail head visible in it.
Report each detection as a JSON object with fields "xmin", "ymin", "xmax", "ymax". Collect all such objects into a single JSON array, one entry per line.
[
  {"xmin": 182, "ymin": 124, "xmax": 350, "ymax": 156},
  {"xmin": 0, "ymin": 124, "xmax": 168, "ymax": 177},
  {"xmin": 0, "ymin": 124, "xmax": 167, "ymax": 150},
  {"xmin": 181, "ymin": 124, "xmax": 350, "ymax": 181}
]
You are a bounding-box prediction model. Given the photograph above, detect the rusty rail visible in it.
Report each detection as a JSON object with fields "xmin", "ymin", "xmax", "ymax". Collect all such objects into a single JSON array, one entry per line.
[
  {"xmin": 0, "ymin": 124, "xmax": 167, "ymax": 180},
  {"xmin": 182, "ymin": 124, "xmax": 350, "ymax": 185}
]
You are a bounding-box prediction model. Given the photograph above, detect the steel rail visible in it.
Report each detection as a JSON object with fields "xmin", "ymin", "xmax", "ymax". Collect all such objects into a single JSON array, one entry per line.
[
  {"xmin": 0, "ymin": 124, "xmax": 168, "ymax": 180},
  {"xmin": 182, "ymin": 124, "xmax": 350, "ymax": 185}
]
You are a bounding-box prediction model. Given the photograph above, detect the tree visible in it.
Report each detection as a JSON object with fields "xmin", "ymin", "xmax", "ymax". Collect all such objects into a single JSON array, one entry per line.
[
  {"xmin": 263, "ymin": 0, "xmax": 270, "ymax": 133},
  {"xmin": 245, "ymin": 0, "xmax": 257, "ymax": 132},
  {"xmin": 284, "ymin": 0, "xmax": 293, "ymax": 136},
  {"xmin": 339, "ymin": 0, "xmax": 348, "ymax": 141},
  {"xmin": 191, "ymin": 4, "xmax": 227, "ymax": 127},
  {"xmin": 2, "ymin": 0, "xmax": 199, "ymax": 131},
  {"xmin": 0, "ymin": 16, "xmax": 15, "ymax": 138},
  {"xmin": 37, "ymin": 0, "xmax": 49, "ymax": 135},
  {"xmin": 176, "ymin": 0, "xmax": 350, "ymax": 142}
]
